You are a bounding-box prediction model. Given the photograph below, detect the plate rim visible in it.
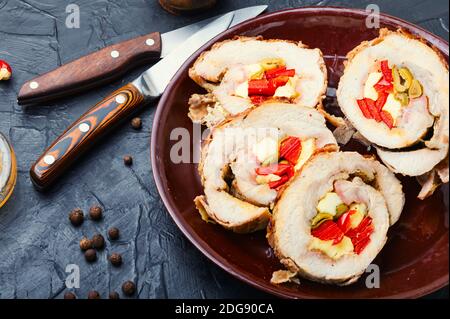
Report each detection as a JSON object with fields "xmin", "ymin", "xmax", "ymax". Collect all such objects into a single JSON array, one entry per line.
[{"xmin": 151, "ymin": 6, "xmax": 449, "ymax": 299}]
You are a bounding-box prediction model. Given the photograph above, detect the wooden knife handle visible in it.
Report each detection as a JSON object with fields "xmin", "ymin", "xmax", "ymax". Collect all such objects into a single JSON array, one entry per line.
[
  {"xmin": 30, "ymin": 83, "xmax": 145, "ymax": 190},
  {"xmin": 18, "ymin": 32, "xmax": 161, "ymax": 105}
]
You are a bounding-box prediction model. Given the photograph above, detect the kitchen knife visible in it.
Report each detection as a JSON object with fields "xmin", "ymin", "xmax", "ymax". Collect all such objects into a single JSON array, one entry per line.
[
  {"xmin": 18, "ymin": 5, "xmax": 267, "ymax": 105},
  {"xmin": 30, "ymin": 13, "xmax": 235, "ymax": 190}
]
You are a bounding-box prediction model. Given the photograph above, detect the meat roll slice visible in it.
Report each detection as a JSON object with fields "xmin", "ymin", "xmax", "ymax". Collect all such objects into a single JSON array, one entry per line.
[
  {"xmin": 268, "ymin": 152, "xmax": 405, "ymax": 285},
  {"xmin": 195, "ymin": 103, "xmax": 338, "ymax": 233},
  {"xmin": 188, "ymin": 36, "xmax": 327, "ymax": 127},
  {"xmin": 337, "ymin": 29, "xmax": 449, "ymax": 199}
]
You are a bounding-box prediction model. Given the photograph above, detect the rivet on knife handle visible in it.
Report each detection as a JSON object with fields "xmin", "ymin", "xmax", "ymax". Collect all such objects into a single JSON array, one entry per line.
[
  {"xmin": 30, "ymin": 83, "xmax": 145, "ymax": 190},
  {"xmin": 18, "ymin": 32, "xmax": 161, "ymax": 105}
]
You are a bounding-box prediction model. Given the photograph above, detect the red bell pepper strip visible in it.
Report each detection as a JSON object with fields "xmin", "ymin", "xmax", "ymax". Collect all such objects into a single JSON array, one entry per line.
[
  {"xmin": 255, "ymin": 163, "xmax": 292, "ymax": 176},
  {"xmin": 279, "ymin": 136, "xmax": 302, "ymax": 165},
  {"xmin": 337, "ymin": 210, "xmax": 356, "ymax": 234},
  {"xmin": 380, "ymin": 60, "xmax": 393, "ymax": 82},
  {"xmin": 248, "ymin": 79, "xmax": 276, "ymax": 96},
  {"xmin": 354, "ymin": 236, "xmax": 371, "ymax": 255},
  {"xmin": 357, "ymin": 99, "xmax": 372, "ymax": 119},
  {"xmin": 380, "ymin": 110, "xmax": 394, "ymax": 129},
  {"xmin": 374, "ymin": 77, "xmax": 393, "ymax": 92},
  {"xmin": 265, "ymin": 67, "xmax": 296, "ymax": 79},
  {"xmin": 265, "ymin": 66, "xmax": 286, "ymax": 78},
  {"xmin": 365, "ymin": 98, "xmax": 382, "ymax": 122},
  {"xmin": 375, "ymin": 92, "xmax": 389, "ymax": 111},
  {"xmin": 346, "ymin": 216, "xmax": 374, "ymax": 252},
  {"xmin": 250, "ymin": 95, "xmax": 267, "ymax": 105},
  {"xmin": 269, "ymin": 76, "xmax": 289, "ymax": 89},
  {"xmin": 268, "ymin": 174, "xmax": 290, "ymax": 190},
  {"xmin": 311, "ymin": 220, "xmax": 345, "ymax": 245}
]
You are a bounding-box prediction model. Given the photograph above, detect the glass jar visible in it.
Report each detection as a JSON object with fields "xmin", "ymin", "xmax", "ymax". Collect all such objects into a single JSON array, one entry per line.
[
  {"xmin": 159, "ymin": 0, "xmax": 217, "ymax": 14},
  {"xmin": 0, "ymin": 132, "xmax": 16, "ymax": 208}
]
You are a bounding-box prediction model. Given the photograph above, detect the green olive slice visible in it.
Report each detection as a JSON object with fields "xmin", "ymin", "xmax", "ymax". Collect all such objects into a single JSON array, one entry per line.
[
  {"xmin": 311, "ymin": 213, "xmax": 334, "ymax": 229},
  {"xmin": 335, "ymin": 203, "xmax": 349, "ymax": 218},
  {"xmin": 409, "ymin": 79, "xmax": 423, "ymax": 99},
  {"xmin": 399, "ymin": 67, "xmax": 413, "ymax": 90},
  {"xmin": 394, "ymin": 92, "xmax": 410, "ymax": 106}
]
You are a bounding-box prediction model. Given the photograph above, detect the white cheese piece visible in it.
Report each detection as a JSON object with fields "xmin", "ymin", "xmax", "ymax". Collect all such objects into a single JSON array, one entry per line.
[
  {"xmin": 256, "ymin": 174, "xmax": 281, "ymax": 184},
  {"xmin": 363, "ymin": 72, "xmax": 383, "ymax": 101},
  {"xmin": 294, "ymin": 138, "xmax": 316, "ymax": 171},
  {"xmin": 382, "ymin": 94, "xmax": 403, "ymax": 125},
  {"xmin": 274, "ymin": 76, "xmax": 299, "ymax": 99},
  {"xmin": 245, "ymin": 64, "xmax": 264, "ymax": 79},
  {"xmin": 316, "ymin": 192, "xmax": 344, "ymax": 216},
  {"xmin": 234, "ymin": 81, "xmax": 249, "ymax": 98},
  {"xmin": 253, "ymin": 137, "xmax": 279, "ymax": 163}
]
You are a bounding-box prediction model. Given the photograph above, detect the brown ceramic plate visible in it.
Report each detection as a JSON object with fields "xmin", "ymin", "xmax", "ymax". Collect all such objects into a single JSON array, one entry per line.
[{"xmin": 151, "ymin": 7, "xmax": 449, "ymax": 298}]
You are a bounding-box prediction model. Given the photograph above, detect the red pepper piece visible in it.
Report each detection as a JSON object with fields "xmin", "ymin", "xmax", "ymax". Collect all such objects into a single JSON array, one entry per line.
[
  {"xmin": 337, "ymin": 210, "xmax": 356, "ymax": 234},
  {"xmin": 265, "ymin": 66, "xmax": 286, "ymax": 78},
  {"xmin": 365, "ymin": 98, "xmax": 382, "ymax": 122},
  {"xmin": 265, "ymin": 67, "xmax": 296, "ymax": 79},
  {"xmin": 311, "ymin": 220, "xmax": 345, "ymax": 245},
  {"xmin": 375, "ymin": 92, "xmax": 389, "ymax": 111},
  {"xmin": 269, "ymin": 76, "xmax": 290, "ymax": 89},
  {"xmin": 250, "ymin": 95, "xmax": 267, "ymax": 105},
  {"xmin": 346, "ymin": 216, "xmax": 374, "ymax": 254},
  {"xmin": 279, "ymin": 136, "xmax": 302, "ymax": 165},
  {"xmin": 380, "ymin": 60, "xmax": 393, "ymax": 82},
  {"xmin": 357, "ymin": 99, "xmax": 372, "ymax": 119},
  {"xmin": 268, "ymin": 174, "xmax": 290, "ymax": 190},
  {"xmin": 374, "ymin": 77, "xmax": 393, "ymax": 92},
  {"xmin": 380, "ymin": 110, "xmax": 394, "ymax": 129},
  {"xmin": 255, "ymin": 163, "xmax": 293, "ymax": 176},
  {"xmin": 248, "ymin": 79, "xmax": 276, "ymax": 96},
  {"xmin": 354, "ymin": 236, "xmax": 371, "ymax": 255}
]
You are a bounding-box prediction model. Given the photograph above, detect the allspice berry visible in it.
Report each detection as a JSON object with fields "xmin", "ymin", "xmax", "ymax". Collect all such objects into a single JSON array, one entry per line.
[
  {"xmin": 64, "ymin": 291, "xmax": 76, "ymax": 299},
  {"xmin": 69, "ymin": 208, "xmax": 84, "ymax": 227},
  {"xmin": 89, "ymin": 205, "xmax": 103, "ymax": 221},
  {"xmin": 131, "ymin": 117, "xmax": 142, "ymax": 130},
  {"xmin": 87, "ymin": 290, "xmax": 101, "ymax": 299},
  {"xmin": 92, "ymin": 234, "xmax": 105, "ymax": 250},
  {"xmin": 109, "ymin": 291, "xmax": 120, "ymax": 299},
  {"xmin": 121, "ymin": 281, "xmax": 136, "ymax": 296},
  {"xmin": 108, "ymin": 227, "xmax": 120, "ymax": 240},
  {"xmin": 123, "ymin": 155, "xmax": 133, "ymax": 166},
  {"xmin": 84, "ymin": 249, "xmax": 97, "ymax": 262},
  {"xmin": 79, "ymin": 237, "xmax": 93, "ymax": 251},
  {"xmin": 109, "ymin": 253, "xmax": 122, "ymax": 267}
]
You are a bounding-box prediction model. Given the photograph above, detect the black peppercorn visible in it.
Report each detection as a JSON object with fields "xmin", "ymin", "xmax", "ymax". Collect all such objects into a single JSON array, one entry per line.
[
  {"xmin": 69, "ymin": 208, "xmax": 84, "ymax": 227},
  {"xmin": 64, "ymin": 291, "xmax": 76, "ymax": 299},
  {"xmin": 87, "ymin": 290, "xmax": 101, "ymax": 299},
  {"xmin": 92, "ymin": 234, "xmax": 105, "ymax": 250},
  {"xmin": 89, "ymin": 205, "xmax": 103, "ymax": 221},
  {"xmin": 109, "ymin": 291, "xmax": 120, "ymax": 299},
  {"xmin": 109, "ymin": 253, "xmax": 122, "ymax": 267},
  {"xmin": 84, "ymin": 249, "xmax": 97, "ymax": 262},
  {"xmin": 121, "ymin": 281, "xmax": 136, "ymax": 296},
  {"xmin": 123, "ymin": 155, "xmax": 133, "ymax": 166},
  {"xmin": 79, "ymin": 237, "xmax": 93, "ymax": 251},
  {"xmin": 131, "ymin": 117, "xmax": 142, "ymax": 130},
  {"xmin": 108, "ymin": 227, "xmax": 120, "ymax": 240}
]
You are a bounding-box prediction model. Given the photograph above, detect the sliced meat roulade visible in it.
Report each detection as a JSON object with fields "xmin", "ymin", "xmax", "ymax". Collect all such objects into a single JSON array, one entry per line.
[
  {"xmin": 268, "ymin": 152, "xmax": 405, "ymax": 285},
  {"xmin": 188, "ymin": 36, "xmax": 327, "ymax": 127},
  {"xmin": 195, "ymin": 102, "xmax": 338, "ymax": 233},
  {"xmin": 337, "ymin": 29, "xmax": 449, "ymax": 199}
]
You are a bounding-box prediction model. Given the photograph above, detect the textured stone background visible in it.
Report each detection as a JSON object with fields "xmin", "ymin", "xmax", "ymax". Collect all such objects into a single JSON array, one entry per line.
[{"xmin": 0, "ymin": 0, "xmax": 448, "ymax": 299}]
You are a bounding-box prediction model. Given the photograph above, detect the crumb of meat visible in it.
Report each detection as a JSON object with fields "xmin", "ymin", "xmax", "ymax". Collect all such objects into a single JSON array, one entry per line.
[
  {"xmin": 188, "ymin": 93, "xmax": 228, "ymax": 127},
  {"xmin": 270, "ymin": 270, "xmax": 300, "ymax": 285}
]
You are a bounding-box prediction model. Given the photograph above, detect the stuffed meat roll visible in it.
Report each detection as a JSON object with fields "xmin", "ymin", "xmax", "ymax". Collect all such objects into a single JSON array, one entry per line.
[
  {"xmin": 268, "ymin": 152, "xmax": 405, "ymax": 285},
  {"xmin": 188, "ymin": 36, "xmax": 327, "ymax": 127},
  {"xmin": 337, "ymin": 29, "xmax": 449, "ymax": 199},
  {"xmin": 195, "ymin": 103, "xmax": 338, "ymax": 233}
]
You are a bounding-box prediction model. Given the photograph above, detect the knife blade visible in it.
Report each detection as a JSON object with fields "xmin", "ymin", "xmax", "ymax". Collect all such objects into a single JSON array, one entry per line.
[
  {"xmin": 30, "ymin": 12, "xmax": 236, "ymax": 190},
  {"xmin": 18, "ymin": 5, "xmax": 267, "ymax": 105}
]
